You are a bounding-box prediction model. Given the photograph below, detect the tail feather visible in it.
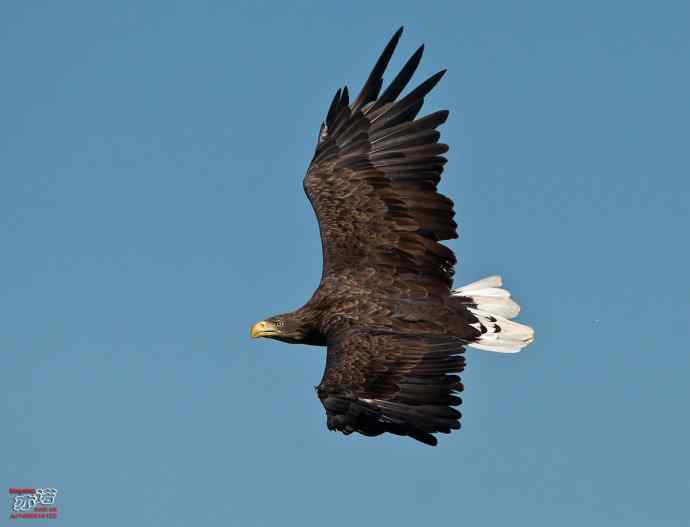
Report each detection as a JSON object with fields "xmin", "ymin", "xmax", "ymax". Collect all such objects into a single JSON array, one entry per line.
[{"xmin": 452, "ymin": 275, "xmax": 535, "ymax": 353}]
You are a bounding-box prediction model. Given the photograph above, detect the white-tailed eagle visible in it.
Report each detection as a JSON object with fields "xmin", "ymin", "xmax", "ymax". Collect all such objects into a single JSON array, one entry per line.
[{"xmin": 251, "ymin": 28, "xmax": 535, "ymax": 446}]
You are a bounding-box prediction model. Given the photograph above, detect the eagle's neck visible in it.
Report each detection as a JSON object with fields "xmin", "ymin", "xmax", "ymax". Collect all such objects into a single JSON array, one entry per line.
[{"xmin": 291, "ymin": 304, "xmax": 327, "ymax": 347}]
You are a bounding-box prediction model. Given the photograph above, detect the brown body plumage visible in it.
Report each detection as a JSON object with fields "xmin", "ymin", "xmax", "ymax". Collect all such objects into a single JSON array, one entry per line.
[{"xmin": 251, "ymin": 28, "xmax": 534, "ymax": 446}]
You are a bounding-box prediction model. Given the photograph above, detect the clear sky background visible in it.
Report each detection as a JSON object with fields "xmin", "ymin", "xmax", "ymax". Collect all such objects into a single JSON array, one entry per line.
[{"xmin": 2, "ymin": 1, "xmax": 689, "ymax": 525}]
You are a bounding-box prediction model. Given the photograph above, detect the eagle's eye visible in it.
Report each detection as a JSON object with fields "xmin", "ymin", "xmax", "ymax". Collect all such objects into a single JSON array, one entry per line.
[{"xmin": 275, "ymin": 320, "xmax": 284, "ymax": 328}]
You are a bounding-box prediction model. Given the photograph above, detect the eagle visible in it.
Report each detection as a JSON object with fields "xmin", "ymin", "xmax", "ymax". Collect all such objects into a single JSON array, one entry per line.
[{"xmin": 251, "ymin": 28, "xmax": 535, "ymax": 446}]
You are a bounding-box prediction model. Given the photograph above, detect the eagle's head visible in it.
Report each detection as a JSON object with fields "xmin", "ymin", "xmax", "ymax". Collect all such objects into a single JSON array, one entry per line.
[{"xmin": 250, "ymin": 313, "xmax": 312, "ymax": 344}]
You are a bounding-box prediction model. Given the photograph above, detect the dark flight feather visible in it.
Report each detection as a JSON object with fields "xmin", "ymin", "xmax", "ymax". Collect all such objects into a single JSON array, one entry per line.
[{"xmin": 350, "ymin": 27, "xmax": 403, "ymax": 114}]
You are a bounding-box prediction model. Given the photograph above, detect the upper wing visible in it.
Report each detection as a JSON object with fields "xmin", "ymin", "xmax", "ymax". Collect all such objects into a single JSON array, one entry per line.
[
  {"xmin": 304, "ymin": 28, "xmax": 457, "ymax": 288},
  {"xmin": 317, "ymin": 329, "xmax": 465, "ymax": 446}
]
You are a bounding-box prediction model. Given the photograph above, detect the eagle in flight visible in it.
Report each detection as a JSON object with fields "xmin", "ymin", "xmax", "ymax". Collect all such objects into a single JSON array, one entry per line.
[{"xmin": 251, "ymin": 28, "xmax": 535, "ymax": 446}]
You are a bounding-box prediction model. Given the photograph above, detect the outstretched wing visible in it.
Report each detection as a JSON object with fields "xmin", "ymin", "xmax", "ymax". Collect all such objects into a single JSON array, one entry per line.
[
  {"xmin": 317, "ymin": 329, "xmax": 465, "ymax": 446},
  {"xmin": 304, "ymin": 27, "xmax": 457, "ymax": 288}
]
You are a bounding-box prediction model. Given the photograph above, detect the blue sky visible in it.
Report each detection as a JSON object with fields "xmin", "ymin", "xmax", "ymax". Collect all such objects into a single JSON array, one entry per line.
[{"xmin": 2, "ymin": 1, "xmax": 689, "ymax": 525}]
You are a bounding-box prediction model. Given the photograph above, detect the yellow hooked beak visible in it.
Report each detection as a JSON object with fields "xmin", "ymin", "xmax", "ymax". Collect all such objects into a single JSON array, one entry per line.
[{"xmin": 250, "ymin": 320, "xmax": 280, "ymax": 338}]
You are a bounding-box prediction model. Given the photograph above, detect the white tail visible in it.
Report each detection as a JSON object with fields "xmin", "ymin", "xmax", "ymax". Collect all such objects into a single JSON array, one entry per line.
[{"xmin": 452, "ymin": 275, "xmax": 535, "ymax": 353}]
